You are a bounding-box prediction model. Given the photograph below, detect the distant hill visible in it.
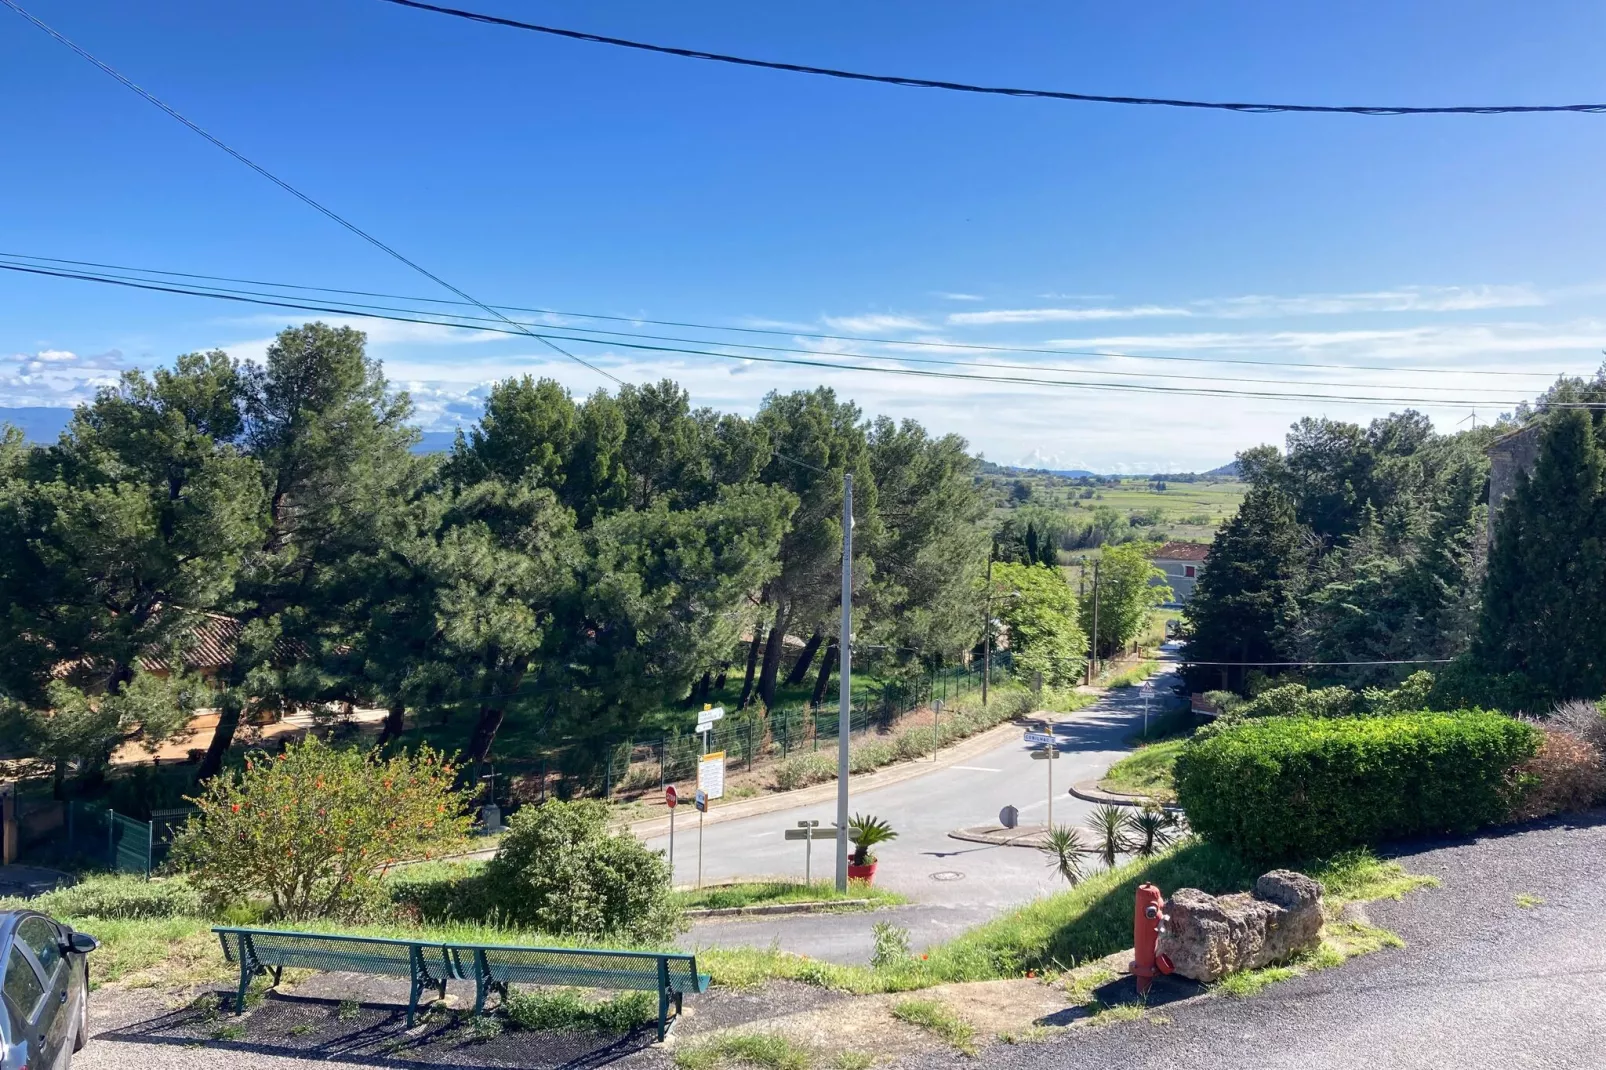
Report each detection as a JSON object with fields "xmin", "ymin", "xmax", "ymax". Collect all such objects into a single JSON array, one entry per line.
[
  {"xmin": 1205, "ymin": 460, "xmax": 1241, "ymax": 477},
  {"xmin": 0, "ymin": 407, "xmax": 71, "ymax": 442},
  {"xmin": 3, "ymin": 408, "xmax": 463, "ymax": 454}
]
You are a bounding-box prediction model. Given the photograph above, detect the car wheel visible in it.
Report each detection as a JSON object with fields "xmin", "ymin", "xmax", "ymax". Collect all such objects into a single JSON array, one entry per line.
[{"xmin": 72, "ymin": 973, "xmax": 90, "ymax": 1052}]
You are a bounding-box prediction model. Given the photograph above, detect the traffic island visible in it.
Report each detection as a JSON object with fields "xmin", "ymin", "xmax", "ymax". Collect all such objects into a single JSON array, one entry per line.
[{"xmin": 948, "ymin": 824, "xmax": 1054, "ymax": 848}]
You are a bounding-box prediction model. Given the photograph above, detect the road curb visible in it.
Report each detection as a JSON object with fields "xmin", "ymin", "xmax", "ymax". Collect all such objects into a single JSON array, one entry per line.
[
  {"xmin": 1068, "ymin": 780, "xmax": 1184, "ymax": 812},
  {"xmin": 948, "ymin": 824, "xmax": 1052, "ymax": 849},
  {"xmin": 622, "ymin": 716, "xmax": 1046, "ymax": 840},
  {"xmin": 682, "ymin": 898, "xmax": 875, "ymax": 918}
]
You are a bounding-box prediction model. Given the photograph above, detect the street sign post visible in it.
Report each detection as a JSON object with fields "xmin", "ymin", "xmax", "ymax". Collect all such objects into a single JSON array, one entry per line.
[
  {"xmin": 697, "ymin": 704, "xmax": 725, "ymax": 754},
  {"xmin": 693, "ymin": 788, "xmax": 709, "ymax": 888},
  {"xmin": 1140, "ymin": 681, "xmax": 1154, "ymax": 739},
  {"xmin": 932, "ymin": 699, "xmax": 944, "ymax": 761},
  {"xmin": 1025, "ymin": 731, "xmax": 1060, "ymax": 828},
  {"xmin": 783, "ymin": 819, "xmax": 833, "ymax": 884},
  {"xmin": 665, "ymin": 785, "xmax": 678, "ymax": 871}
]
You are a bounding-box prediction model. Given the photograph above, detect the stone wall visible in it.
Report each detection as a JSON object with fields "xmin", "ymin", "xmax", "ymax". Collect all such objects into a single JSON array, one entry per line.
[{"xmin": 1156, "ymin": 870, "xmax": 1324, "ymax": 983}]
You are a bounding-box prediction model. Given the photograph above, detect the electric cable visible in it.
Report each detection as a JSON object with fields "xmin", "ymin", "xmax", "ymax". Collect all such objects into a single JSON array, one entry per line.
[
  {"xmin": 375, "ymin": 0, "xmax": 1606, "ymax": 116},
  {"xmin": 0, "ymin": 250, "xmax": 1561, "ymax": 387},
  {"xmin": 0, "ymin": 0, "xmax": 622, "ymax": 386},
  {"xmin": 0, "ymin": 260, "xmax": 1535, "ymax": 409},
  {"xmin": 0, "ymin": 251, "xmax": 1563, "ymax": 380}
]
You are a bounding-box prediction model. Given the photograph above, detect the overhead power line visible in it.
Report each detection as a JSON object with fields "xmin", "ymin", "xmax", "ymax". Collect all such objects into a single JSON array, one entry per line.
[
  {"xmin": 376, "ymin": 0, "xmax": 1606, "ymax": 117},
  {"xmin": 0, "ymin": 251, "xmax": 1565, "ymax": 384},
  {"xmin": 0, "ymin": 260, "xmax": 1536, "ymax": 410},
  {"xmin": 0, "ymin": 0, "xmax": 622, "ymax": 387}
]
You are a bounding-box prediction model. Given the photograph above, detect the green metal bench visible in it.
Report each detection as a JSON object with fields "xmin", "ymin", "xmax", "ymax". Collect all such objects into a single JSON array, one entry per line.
[
  {"xmin": 214, "ymin": 928, "xmax": 452, "ymax": 1027},
  {"xmin": 448, "ymin": 943, "xmax": 709, "ymax": 1039}
]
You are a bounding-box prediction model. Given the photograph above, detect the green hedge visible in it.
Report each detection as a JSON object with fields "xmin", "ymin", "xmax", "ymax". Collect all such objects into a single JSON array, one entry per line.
[{"xmin": 1175, "ymin": 711, "xmax": 1540, "ymax": 861}]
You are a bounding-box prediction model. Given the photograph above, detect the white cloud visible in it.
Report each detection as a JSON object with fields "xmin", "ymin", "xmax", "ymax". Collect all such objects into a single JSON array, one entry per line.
[
  {"xmin": 1198, "ymin": 285, "xmax": 1547, "ymax": 318},
  {"xmin": 933, "ymin": 292, "xmax": 984, "ymax": 302},
  {"xmin": 949, "ymin": 305, "xmax": 1190, "ymax": 326},
  {"xmin": 820, "ymin": 313, "xmax": 932, "ymax": 334}
]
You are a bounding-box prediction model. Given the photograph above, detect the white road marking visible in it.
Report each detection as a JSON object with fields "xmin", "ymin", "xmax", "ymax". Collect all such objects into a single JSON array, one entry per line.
[{"xmin": 951, "ymin": 765, "xmax": 1002, "ymax": 773}]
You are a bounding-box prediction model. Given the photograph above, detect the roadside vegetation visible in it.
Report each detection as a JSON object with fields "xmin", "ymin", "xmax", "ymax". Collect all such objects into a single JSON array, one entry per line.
[{"xmin": 673, "ymin": 881, "xmax": 906, "ymax": 912}]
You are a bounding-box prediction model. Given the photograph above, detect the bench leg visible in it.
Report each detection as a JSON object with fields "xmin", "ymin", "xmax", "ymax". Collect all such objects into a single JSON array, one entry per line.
[
  {"xmin": 235, "ymin": 958, "xmax": 251, "ymax": 1015},
  {"xmin": 407, "ymin": 978, "xmax": 422, "ymax": 1029},
  {"xmin": 473, "ymin": 976, "xmax": 487, "ymax": 1017},
  {"xmin": 658, "ymin": 988, "xmax": 671, "ymax": 1042},
  {"xmin": 271, "ymin": 966, "xmax": 283, "ymax": 989}
]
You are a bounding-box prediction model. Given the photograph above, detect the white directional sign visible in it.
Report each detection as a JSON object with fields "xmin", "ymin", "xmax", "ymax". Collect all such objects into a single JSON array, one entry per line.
[
  {"xmin": 1023, "ymin": 731, "xmax": 1056, "ymax": 747},
  {"xmin": 696, "ymin": 705, "xmax": 726, "ymax": 731}
]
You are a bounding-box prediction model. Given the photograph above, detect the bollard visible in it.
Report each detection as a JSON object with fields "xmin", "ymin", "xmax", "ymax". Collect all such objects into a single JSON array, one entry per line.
[{"xmin": 1130, "ymin": 882, "xmax": 1167, "ymax": 994}]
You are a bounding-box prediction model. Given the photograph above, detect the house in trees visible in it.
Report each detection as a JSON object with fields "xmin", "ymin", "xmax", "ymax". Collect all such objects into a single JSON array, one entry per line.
[
  {"xmin": 1486, "ymin": 423, "xmax": 1543, "ymax": 548},
  {"xmin": 1150, "ymin": 541, "xmax": 1209, "ymax": 603}
]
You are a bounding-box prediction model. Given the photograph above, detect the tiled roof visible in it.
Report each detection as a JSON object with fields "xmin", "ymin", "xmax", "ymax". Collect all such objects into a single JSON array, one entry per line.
[{"xmin": 1152, "ymin": 541, "xmax": 1210, "ymax": 562}]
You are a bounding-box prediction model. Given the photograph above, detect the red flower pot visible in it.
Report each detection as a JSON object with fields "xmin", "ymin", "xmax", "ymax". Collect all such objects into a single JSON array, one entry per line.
[{"xmin": 848, "ymin": 861, "xmax": 878, "ymax": 883}]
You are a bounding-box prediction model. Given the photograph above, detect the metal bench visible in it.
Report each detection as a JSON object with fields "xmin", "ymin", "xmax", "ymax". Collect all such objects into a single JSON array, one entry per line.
[
  {"xmin": 214, "ymin": 927, "xmax": 452, "ymax": 1026},
  {"xmin": 448, "ymin": 943, "xmax": 709, "ymax": 1039}
]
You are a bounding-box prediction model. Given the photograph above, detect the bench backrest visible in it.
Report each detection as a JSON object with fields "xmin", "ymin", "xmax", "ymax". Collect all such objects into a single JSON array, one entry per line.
[
  {"xmin": 458, "ymin": 944, "xmax": 702, "ymax": 994},
  {"xmin": 215, "ymin": 928, "xmax": 449, "ymax": 981}
]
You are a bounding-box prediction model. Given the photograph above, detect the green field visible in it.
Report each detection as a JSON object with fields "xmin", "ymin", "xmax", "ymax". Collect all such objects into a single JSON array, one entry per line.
[{"xmin": 980, "ymin": 470, "xmax": 1246, "ymax": 549}]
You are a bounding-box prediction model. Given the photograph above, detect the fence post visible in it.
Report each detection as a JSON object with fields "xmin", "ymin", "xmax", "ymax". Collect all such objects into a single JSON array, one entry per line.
[
  {"xmin": 106, "ymin": 810, "xmax": 113, "ymax": 870},
  {"xmin": 659, "ymin": 742, "xmax": 666, "ymax": 789},
  {"xmin": 145, "ymin": 818, "xmax": 153, "ymax": 880}
]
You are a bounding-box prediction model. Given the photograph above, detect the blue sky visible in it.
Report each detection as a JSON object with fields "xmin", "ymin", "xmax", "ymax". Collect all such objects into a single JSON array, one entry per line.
[{"xmin": 4, "ymin": 0, "xmax": 1605, "ymax": 470}]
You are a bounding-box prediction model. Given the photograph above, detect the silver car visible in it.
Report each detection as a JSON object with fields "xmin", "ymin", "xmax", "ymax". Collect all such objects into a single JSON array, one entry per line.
[{"xmin": 0, "ymin": 910, "xmax": 97, "ymax": 1070}]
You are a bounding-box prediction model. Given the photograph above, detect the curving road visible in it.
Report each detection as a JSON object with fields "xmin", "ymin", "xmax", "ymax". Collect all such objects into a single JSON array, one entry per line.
[{"xmin": 654, "ymin": 649, "xmax": 1182, "ymax": 963}]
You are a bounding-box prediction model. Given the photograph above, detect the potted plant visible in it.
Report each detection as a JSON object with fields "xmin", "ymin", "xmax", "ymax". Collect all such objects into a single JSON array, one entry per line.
[{"xmin": 847, "ymin": 813, "xmax": 897, "ymax": 883}]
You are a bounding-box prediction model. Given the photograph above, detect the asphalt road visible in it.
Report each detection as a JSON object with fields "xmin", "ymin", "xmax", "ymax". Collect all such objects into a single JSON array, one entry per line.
[
  {"xmin": 663, "ymin": 652, "xmax": 1181, "ymax": 962},
  {"xmin": 965, "ymin": 809, "xmax": 1606, "ymax": 1070}
]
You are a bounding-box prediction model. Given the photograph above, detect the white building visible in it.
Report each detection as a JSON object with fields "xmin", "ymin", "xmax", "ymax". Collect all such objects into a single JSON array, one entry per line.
[{"xmin": 1150, "ymin": 541, "xmax": 1209, "ymax": 603}]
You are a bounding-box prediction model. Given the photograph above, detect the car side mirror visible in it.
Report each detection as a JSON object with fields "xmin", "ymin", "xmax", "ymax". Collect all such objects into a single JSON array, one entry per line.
[{"xmin": 65, "ymin": 932, "xmax": 99, "ymax": 954}]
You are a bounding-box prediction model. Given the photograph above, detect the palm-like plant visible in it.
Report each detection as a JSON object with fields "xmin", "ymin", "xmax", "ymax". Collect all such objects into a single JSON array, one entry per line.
[
  {"xmin": 1039, "ymin": 825, "xmax": 1088, "ymax": 885},
  {"xmin": 1130, "ymin": 803, "xmax": 1179, "ymax": 858},
  {"xmin": 848, "ymin": 813, "xmax": 898, "ymax": 866},
  {"xmin": 1087, "ymin": 804, "xmax": 1134, "ymax": 869}
]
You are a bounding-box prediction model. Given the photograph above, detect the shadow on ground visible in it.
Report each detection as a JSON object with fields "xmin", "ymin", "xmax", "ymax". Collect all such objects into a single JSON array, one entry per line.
[{"xmin": 97, "ymin": 988, "xmax": 662, "ymax": 1070}]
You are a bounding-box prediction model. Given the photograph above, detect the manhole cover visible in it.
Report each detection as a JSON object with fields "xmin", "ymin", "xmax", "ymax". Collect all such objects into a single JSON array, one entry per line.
[{"xmin": 930, "ymin": 870, "xmax": 965, "ymax": 882}]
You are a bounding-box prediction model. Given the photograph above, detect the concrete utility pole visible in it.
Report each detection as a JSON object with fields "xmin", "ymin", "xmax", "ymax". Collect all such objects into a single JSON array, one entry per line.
[
  {"xmin": 1089, "ymin": 559, "xmax": 1101, "ymax": 685},
  {"xmin": 982, "ymin": 556, "xmax": 992, "ymax": 706},
  {"xmin": 835, "ymin": 472, "xmax": 853, "ymax": 892}
]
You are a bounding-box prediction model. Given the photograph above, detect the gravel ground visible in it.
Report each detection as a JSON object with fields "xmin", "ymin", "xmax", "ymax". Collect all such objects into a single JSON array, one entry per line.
[{"xmin": 74, "ymin": 809, "xmax": 1606, "ymax": 1069}]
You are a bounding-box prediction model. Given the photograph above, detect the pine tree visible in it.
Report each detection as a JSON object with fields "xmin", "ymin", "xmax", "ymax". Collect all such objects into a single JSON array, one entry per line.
[{"xmin": 1182, "ymin": 484, "xmax": 1307, "ymax": 692}]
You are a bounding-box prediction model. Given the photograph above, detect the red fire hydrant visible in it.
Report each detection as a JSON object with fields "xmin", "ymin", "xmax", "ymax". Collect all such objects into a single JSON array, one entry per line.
[{"xmin": 1130, "ymin": 882, "xmax": 1174, "ymax": 994}]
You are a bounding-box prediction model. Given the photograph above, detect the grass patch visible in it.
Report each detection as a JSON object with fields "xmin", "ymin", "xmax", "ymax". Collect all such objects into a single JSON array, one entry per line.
[
  {"xmin": 830, "ymin": 1052, "xmax": 873, "ymax": 1070},
  {"xmin": 1515, "ymin": 893, "xmax": 1544, "ymax": 909},
  {"xmin": 674, "ymin": 880, "xmax": 904, "ymax": 912},
  {"xmin": 676, "ymin": 1032, "xmax": 815, "ymax": 1070},
  {"xmin": 1099, "ymin": 738, "xmax": 1186, "ymax": 802},
  {"xmin": 1216, "ymin": 966, "xmax": 1296, "ymax": 998},
  {"xmin": 890, "ymin": 999, "xmax": 977, "ymax": 1055},
  {"xmin": 504, "ymin": 988, "xmax": 656, "ymax": 1034},
  {"xmin": 1104, "ymin": 660, "xmax": 1160, "ymax": 689},
  {"xmin": 1086, "ymin": 1000, "xmax": 1146, "ymax": 1024}
]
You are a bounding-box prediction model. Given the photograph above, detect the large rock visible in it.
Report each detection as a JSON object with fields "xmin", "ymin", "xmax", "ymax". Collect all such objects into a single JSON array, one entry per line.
[{"xmin": 1155, "ymin": 869, "xmax": 1324, "ymax": 982}]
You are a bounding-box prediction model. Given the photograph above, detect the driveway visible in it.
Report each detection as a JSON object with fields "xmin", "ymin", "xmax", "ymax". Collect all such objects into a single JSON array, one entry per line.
[
  {"xmin": 974, "ymin": 809, "xmax": 1606, "ymax": 1070},
  {"xmin": 662, "ymin": 656, "xmax": 1180, "ymax": 962}
]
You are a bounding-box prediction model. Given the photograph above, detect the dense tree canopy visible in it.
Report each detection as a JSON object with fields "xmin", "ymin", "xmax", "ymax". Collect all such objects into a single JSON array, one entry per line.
[
  {"xmin": 1185, "ymin": 412, "xmax": 1491, "ymax": 694},
  {"xmin": 0, "ymin": 323, "xmax": 993, "ymax": 783}
]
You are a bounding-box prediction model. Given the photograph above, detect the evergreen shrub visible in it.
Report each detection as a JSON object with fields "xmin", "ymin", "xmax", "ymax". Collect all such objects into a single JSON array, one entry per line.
[{"xmin": 1176, "ymin": 711, "xmax": 1540, "ymax": 860}]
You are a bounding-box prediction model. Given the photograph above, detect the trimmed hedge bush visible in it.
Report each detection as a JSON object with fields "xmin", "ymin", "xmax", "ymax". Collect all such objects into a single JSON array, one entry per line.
[{"xmin": 1175, "ymin": 711, "xmax": 1541, "ymax": 861}]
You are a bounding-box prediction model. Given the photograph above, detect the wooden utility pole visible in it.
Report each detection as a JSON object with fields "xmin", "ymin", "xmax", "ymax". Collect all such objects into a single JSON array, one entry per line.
[{"xmin": 982, "ymin": 555, "xmax": 992, "ymax": 706}]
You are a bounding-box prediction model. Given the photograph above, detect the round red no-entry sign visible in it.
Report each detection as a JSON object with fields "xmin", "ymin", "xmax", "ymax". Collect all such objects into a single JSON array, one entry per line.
[{"xmin": 665, "ymin": 785, "xmax": 678, "ymax": 808}]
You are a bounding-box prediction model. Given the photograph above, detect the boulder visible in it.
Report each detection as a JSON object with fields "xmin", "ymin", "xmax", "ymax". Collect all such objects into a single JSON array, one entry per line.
[{"xmin": 1155, "ymin": 869, "xmax": 1324, "ymax": 982}]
